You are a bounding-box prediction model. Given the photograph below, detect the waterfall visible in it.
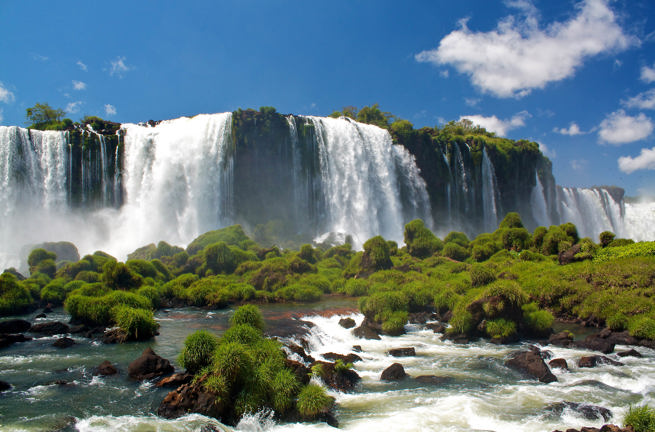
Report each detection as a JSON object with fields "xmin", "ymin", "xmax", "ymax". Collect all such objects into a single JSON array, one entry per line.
[
  {"xmin": 481, "ymin": 148, "xmax": 499, "ymax": 232},
  {"xmin": 556, "ymin": 187, "xmax": 624, "ymax": 240},
  {"xmin": 308, "ymin": 116, "xmax": 431, "ymax": 247},
  {"xmin": 530, "ymin": 172, "xmax": 551, "ymax": 227}
]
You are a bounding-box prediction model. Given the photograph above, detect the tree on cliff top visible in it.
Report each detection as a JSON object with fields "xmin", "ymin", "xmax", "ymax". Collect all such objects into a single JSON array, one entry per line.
[{"xmin": 26, "ymin": 103, "xmax": 67, "ymax": 129}]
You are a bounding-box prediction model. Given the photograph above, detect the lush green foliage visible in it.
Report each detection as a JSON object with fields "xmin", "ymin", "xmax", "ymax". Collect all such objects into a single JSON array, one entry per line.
[
  {"xmin": 178, "ymin": 330, "xmax": 218, "ymax": 374},
  {"xmin": 111, "ymin": 305, "xmax": 158, "ymax": 340},
  {"xmin": 0, "ymin": 273, "xmax": 34, "ymax": 315},
  {"xmin": 404, "ymin": 219, "xmax": 443, "ymax": 258},
  {"xmin": 230, "ymin": 303, "xmax": 265, "ymax": 330},
  {"xmin": 25, "ymin": 103, "xmax": 67, "ymax": 130},
  {"xmin": 624, "ymin": 405, "xmax": 655, "ymax": 432},
  {"xmin": 594, "ymin": 241, "xmax": 655, "ymax": 263},
  {"xmin": 297, "ymin": 384, "xmax": 333, "ymax": 418}
]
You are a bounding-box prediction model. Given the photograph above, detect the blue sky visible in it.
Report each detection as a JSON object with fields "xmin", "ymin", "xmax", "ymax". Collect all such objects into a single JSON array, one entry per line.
[{"xmin": 1, "ymin": 0, "xmax": 655, "ymax": 196}]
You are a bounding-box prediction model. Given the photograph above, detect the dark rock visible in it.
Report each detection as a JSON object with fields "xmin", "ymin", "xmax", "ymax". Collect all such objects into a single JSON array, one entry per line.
[
  {"xmin": 128, "ymin": 348, "xmax": 174, "ymax": 380},
  {"xmin": 408, "ymin": 311, "xmax": 431, "ymax": 324},
  {"xmin": 158, "ymin": 377, "xmax": 226, "ymax": 420},
  {"xmin": 0, "ymin": 319, "xmax": 31, "ymax": 334},
  {"xmin": 0, "ymin": 380, "xmax": 10, "ymax": 391},
  {"xmin": 53, "ymin": 337, "xmax": 75, "ymax": 348},
  {"xmin": 94, "ymin": 360, "xmax": 118, "ymax": 376},
  {"xmin": 574, "ymin": 334, "xmax": 615, "ymax": 354},
  {"xmin": 53, "ymin": 379, "xmax": 72, "ymax": 386},
  {"xmin": 414, "ymin": 375, "xmax": 451, "ymax": 386},
  {"xmin": 617, "ymin": 348, "xmax": 642, "ymax": 358},
  {"xmin": 30, "ymin": 321, "xmax": 70, "ymax": 335},
  {"xmin": 606, "ymin": 331, "xmax": 639, "ymax": 347},
  {"xmin": 35, "ymin": 313, "xmax": 47, "ymax": 319},
  {"xmin": 322, "ymin": 352, "xmax": 362, "ymax": 363},
  {"xmin": 42, "ymin": 305, "xmax": 53, "ymax": 313},
  {"xmin": 548, "ymin": 331, "xmax": 574, "ymax": 348},
  {"xmin": 310, "ymin": 360, "xmax": 361, "ymax": 392},
  {"xmin": 441, "ymin": 332, "xmax": 471, "ymax": 344},
  {"xmin": 426, "ymin": 322, "xmax": 446, "ymax": 334},
  {"xmin": 69, "ymin": 324, "xmax": 86, "ymax": 334},
  {"xmin": 528, "ymin": 345, "xmax": 553, "ymax": 360},
  {"xmin": 157, "ymin": 373, "xmax": 193, "ymax": 388},
  {"xmin": 285, "ymin": 359, "xmax": 311, "ymax": 386},
  {"xmin": 578, "ymin": 355, "xmax": 623, "ymax": 368},
  {"xmin": 600, "ymin": 425, "xmax": 629, "ymax": 432},
  {"xmin": 338, "ymin": 317, "xmax": 356, "ymax": 329},
  {"xmin": 352, "ymin": 345, "xmax": 362, "ymax": 352},
  {"xmin": 388, "ymin": 347, "xmax": 416, "ymax": 357},
  {"xmin": 381, "ymin": 363, "xmax": 407, "ymax": 381},
  {"xmin": 505, "ymin": 350, "xmax": 557, "ymax": 383},
  {"xmin": 103, "ymin": 328, "xmax": 128, "ymax": 344},
  {"xmin": 285, "ymin": 342, "xmax": 315, "ymax": 363},
  {"xmin": 546, "ymin": 401, "xmax": 612, "ymax": 421},
  {"xmin": 353, "ymin": 320, "xmax": 381, "ymax": 340},
  {"xmin": 0, "ymin": 333, "xmax": 31, "ymax": 348},
  {"xmin": 549, "ymin": 358, "xmax": 569, "ymax": 370},
  {"xmin": 559, "ymin": 244, "xmax": 584, "ymax": 265}
]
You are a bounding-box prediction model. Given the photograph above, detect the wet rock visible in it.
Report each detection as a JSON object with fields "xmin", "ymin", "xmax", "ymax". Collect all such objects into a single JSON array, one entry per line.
[
  {"xmin": 606, "ymin": 331, "xmax": 639, "ymax": 347},
  {"xmin": 103, "ymin": 328, "xmax": 128, "ymax": 344},
  {"xmin": 352, "ymin": 345, "xmax": 362, "ymax": 352},
  {"xmin": 553, "ymin": 425, "xmax": 632, "ymax": 432},
  {"xmin": 69, "ymin": 324, "xmax": 86, "ymax": 334},
  {"xmin": 381, "ymin": 363, "xmax": 407, "ymax": 381},
  {"xmin": 0, "ymin": 319, "xmax": 31, "ymax": 334},
  {"xmin": 53, "ymin": 379, "xmax": 73, "ymax": 387},
  {"xmin": 505, "ymin": 350, "xmax": 557, "ymax": 383},
  {"xmin": 425, "ymin": 322, "xmax": 446, "ymax": 334},
  {"xmin": 53, "ymin": 337, "xmax": 75, "ymax": 348},
  {"xmin": 42, "ymin": 305, "xmax": 54, "ymax": 313},
  {"xmin": 30, "ymin": 321, "xmax": 70, "ymax": 335},
  {"xmin": 0, "ymin": 380, "xmax": 10, "ymax": 392},
  {"xmin": 322, "ymin": 352, "xmax": 362, "ymax": 363},
  {"xmin": 414, "ymin": 375, "xmax": 451, "ymax": 386},
  {"xmin": 94, "ymin": 360, "xmax": 118, "ymax": 376},
  {"xmin": 35, "ymin": 313, "xmax": 47, "ymax": 319},
  {"xmin": 548, "ymin": 331, "xmax": 574, "ymax": 348},
  {"xmin": 158, "ymin": 376, "xmax": 226, "ymax": 420},
  {"xmin": 157, "ymin": 373, "xmax": 193, "ymax": 388},
  {"xmin": 128, "ymin": 347, "xmax": 174, "ymax": 380},
  {"xmin": 546, "ymin": 401, "xmax": 612, "ymax": 421},
  {"xmin": 353, "ymin": 320, "xmax": 381, "ymax": 340},
  {"xmin": 310, "ymin": 360, "xmax": 360, "ymax": 392},
  {"xmin": 0, "ymin": 333, "xmax": 31, "ymax": 348},
  {"xmin": 617, "ymin": 348, "xmax": 642, "ymax": 358},
  {"xmin": 338, "ymin": 317, "xmax": 356, "ymax": 329},
  {"xmin": 578, "ymin": 355, "xmax": 623, "ymax": 368},
  {"xmin": 408, "ymin": 312, "xmax": 431, "ymax": 324},
  {"xmin": 388, "ymin": 347, "xmax": 416, "ymax": 357},
  {"xmin": 549, "ymin": 358, "xmax": 569, "ymax": 370},
  {"xmin": 441, "ymin": 332, "xmax": 471, "ymax": 344},
  {"xmin": 285, "ymin": 359, "xmax": 311, "ymax": 386},
  {"xmin": 284, "ymin": 342, "xmax": 314, "ymax": 363},
  {"xmin": 574, "ymin": 334, "xmax": 615, "ymax": 354}
]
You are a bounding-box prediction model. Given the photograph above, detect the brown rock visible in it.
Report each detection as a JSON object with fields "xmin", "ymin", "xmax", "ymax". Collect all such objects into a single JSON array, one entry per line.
[
  {"xmin": 548, "ymin": 331, "xmax": 574, "ymax": 348},
  {"xmin": 94, "ymin": 360, "xmax": 118, "ymax": 376},
  {"xmin": 157, "ymin": 376, "xmax": 226, "ymax": 420},
  {"xmin": 388, "ymin": 347, "xmax": 416, "ymax": 357},
  {"xmin": 578, "ymin": 355, "xmax": 623, "ymax": 368},
  {"xmin": 53, "ymin": 337, "xmax": 75, "ymax": 348},
  {"xmin": 128, "ymin": 348, "xmax": 174, "ymax": 380},
  {"xmin": 549, "ymin": 358, "xmax": 569, "ymax": 370},
  {"xmin": 30, "ymin": 321, "xmax": 70, "ymax": 335},
  {"xmin": 414, "ymin": 375, "xmax": 451, "ymax": 386},
  {"xmin": 381, "ymin": 363, "xmax": 407, "ymax": 381},
  {"xmin": 285, "ymin": 359, "xmax": 311, "ymax": 386},
  {"xmin": 0, "ymin": 333, "xmax": 31, "ymax": 348},
  {"xmin": 0, "ymin": 319, "xmax": 31, "ymax": 334},
  {"xmin": 505, "ymin": 350, "xmax": 557, "ymax": 383},
  {"xmin": 353, "ymin": 320, "xmax": 381, "ymax": 340},
  {"xmin": 322, "ymin": 352, "xmax": 362, "ymax": 363},
  {"xmin": 310, "ymin": 360, "xmax": 360, "ymax": 392},
  {"xmin": 338, "ymin": 317, "xmax": 356, "ymax": 329},
  {"xmin": 617, "ymin": 348, "xmax": 642, "ymax": 358},
  {"xmin": 156, "ymin": 373, "xmax": 193, "ymax": 388},
  {"xmin": 426, "ymin": 322, "xmax": 446, "ymax": 333}
]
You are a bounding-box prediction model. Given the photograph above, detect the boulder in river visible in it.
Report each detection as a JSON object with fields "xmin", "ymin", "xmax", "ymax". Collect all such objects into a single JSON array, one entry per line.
[
  {"xmin": 0, "ymin": 319, "xmax": 31, "ymax": 334},
  {"xmin": 548, "ymin": 358, "xmax": 569, "ymax": 370},
  {"xmin": 353, "ymin": 320, "xmax": 381, "ymax": 340},
  {"xmin": 414, "ymin": 375, "xmax": 451, "ymax": 386},
  {"xmin": 94, "ymin": 360, "xmax": 118, "ymax": 376},
  {"xmin": 0, "ymin": 333, "xmax": 31, "ymax": 348},
  {"xmin": 545, "ymin": 401, "xmax": 612, "ymax": 421},
  {"xmin": 578, "ymin": 355, "xmax": 623, "ymax": 368},
  {"xmin": 158, "ymin": 377, "xmax": 226, "ymax": 420},
  {"xmin": 156, "ymin": 373, "xmax": 193, "ymax": 388},
  {"xmin": 505, "ymin": 350, "xmax": 557, "ymax": 383},
  {"xmin": 53, "ymin": 337, "xmax": 75, "ymax": 348},
  {"xmin": 322, "ymin": 352, "xmax": 362, "ymax": 363},
  {"xmin": 30, "ymin": 321, "xmax": 70, "ymax": 335},
  {"xmin": 128, "ymin": 347, "xmax": 174, "ymax": 380},
  {"xmin": 310, "ymin": 360, "xmax": 361, "ymax": 392},
  {"xmin": 381, "ymin": 363, "xmax": 407, "ymax": 381},
  {"xmin": 388, "ymin": 347, "xmax": 416, "ymax": 357},
  {"xmin": 338, "ymin": 317, "xmax": 356, "ymax": 329},
  {"xmin": 0, "ymin": 380, "xmax": 11, "ymax": 392}
]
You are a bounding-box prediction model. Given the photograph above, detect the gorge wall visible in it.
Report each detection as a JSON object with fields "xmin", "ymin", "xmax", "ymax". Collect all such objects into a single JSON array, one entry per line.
[{"xmin": 0, "ymin": 109, "xmax": 650, "ymax": 269}]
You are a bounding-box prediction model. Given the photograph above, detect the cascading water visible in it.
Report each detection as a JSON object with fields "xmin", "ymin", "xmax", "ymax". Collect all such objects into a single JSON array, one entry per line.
[
  {"xmin": 308, "ymin": 116, "xmax": 432, "ymax": 247},
  {"xmin": 530, "ymin": 172, "xmax": 551, "ymax": 227},
  {"xmin": 481, "ymin": 148, "xmax": 499, "ymax": 232},
  {"xmin": 557, "ymin": 187, "xmax": 624, "ymax": 240}
]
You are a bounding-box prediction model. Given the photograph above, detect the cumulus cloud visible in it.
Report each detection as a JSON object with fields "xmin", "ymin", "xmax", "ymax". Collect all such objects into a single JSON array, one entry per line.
[
  {"xmin": 104, "ymin": 104, "xmax": 117, "ymax": 116},
  {"xmin": 641, "ymin": 63, "xmax": 655, "ymax": 83},
  {"xmin": 623, "ymin": 89, "xmax": 655, "ymax": 110},
  {"xmin": 598, "ymin": 110, "xmax": 653, "ymax": 145},
  {"xmin": 110, "ymin": 56, "xmax": 130, "ymax": 77},
  {"xmin": 65, "ymin": 101, "xmax": 82, "ymax": 114},
  {"xmin": 554, "ymin": 122, "xmax": 584, "ymax": 135},
  {"xmin": 415, "ymin": 0, "xmax": 635, "ymax": 98},
  {"xmin": 618, "ymin": 147, "xmax": 655, "ymax": 173},
  {"xmin": 0, "ymin": 82, "xmax": 15, "ymax": 103},
  {"xmin": 459, "ymin": 111, "xmax": 530, "ymax": 136},
  {"xmin": 72, "ymin": 80, "xmax": 86, "ymax": 91},
  {"xmin": 77, "ymin": 60, "xmax": 88, "ymax": 71},
  {"xmin": 538, "ymin": 141, "xmax": 556, "ymax": 159}
]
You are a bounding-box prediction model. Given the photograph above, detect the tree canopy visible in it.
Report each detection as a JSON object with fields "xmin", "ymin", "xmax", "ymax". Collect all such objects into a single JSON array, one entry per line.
[{"xmin": 26, "ymin": 103, "xmax": 67, "ymax": 130}]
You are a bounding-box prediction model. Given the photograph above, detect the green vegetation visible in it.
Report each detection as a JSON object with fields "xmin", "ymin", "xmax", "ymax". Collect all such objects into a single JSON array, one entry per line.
[
  {"xmin": 178, "ymin": 330, "xmax": 219, "ymax": 374},
  {"xmin": 624, "ymin": 405, "xmax": 655, "ymax": 432}
]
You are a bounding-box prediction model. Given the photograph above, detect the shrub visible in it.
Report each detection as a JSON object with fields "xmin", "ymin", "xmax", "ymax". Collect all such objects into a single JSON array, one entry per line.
[
  {"xmin": 40, "ymin": 278, "xmax": 68, "ymax": 305},
  {"xmin": 126, "ymin": 259, "xmax": 159, "ymax": 279},
  {"xmin": 606, "ymin": 313, "xmax": 629, "ymax": 331},
  {"xmin": 442, "ymin": 242, "xmax": 469, "ymax": 261},
  {"xmin": 541, "ymin": 226, "xmax": 570, "ymax": 255},
  {"xmin": 0, "ymin": 273, "xmax": 34, "ymax": 315},
  {"xmin": 522, "ymin": 303, "xmax": 554, "ymax": 337},
  {"xmin": 28, "ymin": 248, "xmax": 57, "ymax": 274},
  {"xmin": 297, "ymin": 384, "xmax": 332, "ymax": 418},
  {"xmin": 74, "ymin": 270, "xmax": 100, "ymax": 282},
  {"xmin": 404, "ymin": 219, "xmax": 443, "ymax": 258},
  {"xmin": 485, "ymin": 318, "xmax": 517, "ymax": 339},
  {"xmin": 271, "ymin": 368, "xmax": 300, "ymax": 415},
  {"xmin": 448, "ymin": 304, "xmax": 474, "ymax": 334},
  {"xmin": 111, "ymin": 305, "xmax": 158, "ymax": 341},
  {"xmin": 360, "ymin": 291, "xmax": 409, "ymax": 322},
  {"xmin": 628, "ymin": 316, "xmax": 655, "ymax": 340},
  {"xmin": 444, "ymin": 231, "xmax": 470, "ymax": 248},
  {"xmin": 361, "ymin": 236, "xmax": 393, "ymax": 271},
  {"xmin": 222, "ymin": 324, "xmax": 263, "ymax": 345},
  {"xmin": 178, "ymin": 330, "xmax": 219, "ymax": 374},
  {"xmin": 381, "ymin": 310, "xmax": 408, "ymax": 335},
  {"xmin": 624, "ymin": 405, "xmax": 655, "ymax": 432},
  {"xmin": 342, "ymin": 279, "xmax": 369, "ymax": 296},
  {"xmin": 532, "ymin": 226, "xmax": 548, "ymax": 250},
  {"xmin": 298, "ymin": 244, "xmax": 319, "ymax": 264},
  {"xmin": 433, "ymin": 288, "xmax": 458, "ymax": 313},
  {"xmin": 470, "ymin": 264, "xmax": 496, "ymax": 287},
  {"xmin": 500, "ymin": 228, "xmax": 531, "ymax": 251},
  {"xmin": 498, "ymin": 212, "xmax": 524, "ymax": 229},
  {"xmin": 101, "ymin": 261, "xmax": 142, "ymax": 290},
  {"xmin": 230, "ymin": 304, "xmax": 265, "ymax": 331},
  {"xmin": 599, "ymin": 231, "xmax": 616, "ymax": 248},
  {"xmin": 33, "ymin": 259, "xmax": 56, "ymax": 278}
]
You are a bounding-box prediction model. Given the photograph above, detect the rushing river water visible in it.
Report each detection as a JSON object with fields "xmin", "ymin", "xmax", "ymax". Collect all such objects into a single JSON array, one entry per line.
[{"xmin": 1, "ymin": 301, "xmax": 654, "ymax": 432}]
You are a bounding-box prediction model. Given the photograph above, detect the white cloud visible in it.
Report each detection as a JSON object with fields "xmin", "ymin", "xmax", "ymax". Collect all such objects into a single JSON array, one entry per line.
[
  {"xmin": 415, "ymin": 0, "xmax": 635, "ymax": 98},
  {"xmin": 598, "ymin": 110, "xmax": 653, "ymax": 145},
  {"xmin": 0, "ymin": 82, "xmax": 15, "ymax": 103},
  {"xmin": 464, "ymin": 97, "xmax": 481, "ymax": 107},
  {"xmin": 570, "ymin": 159, "xmax": 588, "ymax": 171},
  {"xmin": 439, "ymin": 70, "xmax": 449, "ymax": 78},
  {"xmin": 72, "ymin": 80, "xmax": 86, "ymax": 91},
  {"xmin": 641, "ymin": 63, "xmax": 655, "ymax": 83},
  {"xmin": 32, "ymin": 53, "xmax": 48, "ymax": 62},
  {"xmin": 77, "ymin": 60, "xmax": 88, "ymax": 72},
  {"xmin": 65, "ymin": 101, "xmax": 82, "ymax": 114},
  {"xmin": 618, "ymin": 147, "xmax": 655, "ymax": 173},
  {"xmin": 538, "ymin": 141, "xmax": 556, "ymax": 159},
  {"xmin": 104, "ymin": 104, "xmax": 117, "ymax": 116},
  {"xmin": 623, "ymin": 89, "xmax": 655, "ymax": 110},
  {"xmin": 554, "ymin": 122, "xmax": 584, "ymax": 135},
  {"xmin": 110, "ymin": 56, "xmax": 130, "ymax": 77},
  {"xmin": 459, "ymin": 110, "xmax": 530, "ymax": 136}
]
